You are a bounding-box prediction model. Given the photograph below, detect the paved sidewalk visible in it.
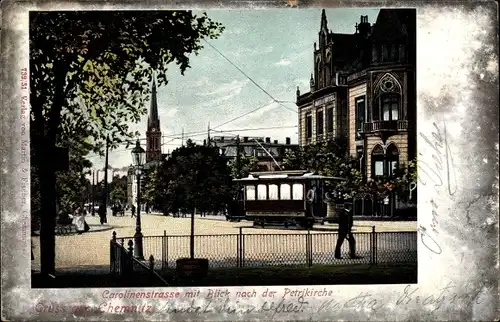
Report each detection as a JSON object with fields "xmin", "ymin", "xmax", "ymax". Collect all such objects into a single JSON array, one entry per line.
[{"xmin": 33, "ymin": 222, "xmax": 114, "ymax": 236}]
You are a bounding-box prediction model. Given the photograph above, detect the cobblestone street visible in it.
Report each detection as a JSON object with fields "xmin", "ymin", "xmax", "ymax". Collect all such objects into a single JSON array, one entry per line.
[{"xmin": 31, "ymin": 211, "xmax": 416, "ymax": 270}]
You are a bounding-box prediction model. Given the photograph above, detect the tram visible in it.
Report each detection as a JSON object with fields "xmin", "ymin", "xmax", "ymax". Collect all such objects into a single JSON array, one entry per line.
[{"xmin": 228, "ymin": 170, "xmax": 346, "ymax": 229}]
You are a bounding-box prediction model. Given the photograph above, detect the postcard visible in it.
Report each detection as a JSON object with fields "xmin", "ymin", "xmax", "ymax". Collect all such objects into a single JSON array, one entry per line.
[{"xmin": 1, "ymin": 0, "xmax": 498, "ymax": 321}]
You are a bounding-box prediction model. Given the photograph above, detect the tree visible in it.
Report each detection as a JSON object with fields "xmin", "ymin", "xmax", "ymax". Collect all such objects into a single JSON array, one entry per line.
[
  {"xmin": 155, "ymin": 140, "xmax": 233, "ymax": 257},
  {"xmin": 109, "ymin": 175, "xmax": 128, "ymax": 206},
  {"xmin": 392, "ymin": 159, "xmax": 418, "ymax": 203},
  {"xmin": 227, "ymin": 155, "xmax": 259, "ymax": 179},
  {"xmin": 30, "ymin": 11, "xmax": 224, "ymax": 274},
  {"xmin": 281, "ymin": 138, "xmax": 363, "ymax": 200}
]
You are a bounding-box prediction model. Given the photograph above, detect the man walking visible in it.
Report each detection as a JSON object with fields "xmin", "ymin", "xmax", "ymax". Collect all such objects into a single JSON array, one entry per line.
[
  {"xmin": 98, "ymin": 203, "xmax": 107, "ymax": 225},
  {"xmin": 334, "ymin": 206, "xmax": 356, "ymax": 259},
  {"xmin": 131, "ymin": 204, "xmax": 136, "ymax": 218}
]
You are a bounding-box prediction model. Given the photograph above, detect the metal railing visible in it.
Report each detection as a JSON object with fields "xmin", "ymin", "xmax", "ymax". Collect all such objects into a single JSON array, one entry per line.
[
  {"xmin": 109, "ymin": 231, "xmax": 168, "ymax": 285},
  {"xmin": 362, "ymin": 120, "xmax": 409, "ymax": 133},
  {"xmin": 113, "ymin": 228, "xmax": 417, "ymax": 270}
]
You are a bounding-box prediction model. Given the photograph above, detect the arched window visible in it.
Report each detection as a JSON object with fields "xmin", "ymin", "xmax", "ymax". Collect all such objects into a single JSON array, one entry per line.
[
  {"xmin": 386, "ymin": 143, "xmax": 400, "ymax": 176},
  {"xmin": 316, "ymin": 57, "xmax": 322, "ymax": 88},
  {"xmin": 257, "ymin": 184, "xmax": 267, "ymax": 200},
  {"xmin": 246, "ymin": 186, "xmax": 256, "ymax": 200},
  {"xmin": 382, "ymin": 44, "xmax": 389, "ymax": 62},
  {"xmin": 372, "ymin": 45, "xmax": 379, "ymax": 63},
  {"xmin": 280, "ymin": 184, "xmax": 291, "ymax": 200},
  {"xmin": 373, "ymin": 74, "xmax": 402, "ymax": 121},
  {"xmin": 292, "ymin": 184, "xmax": 304, "ymax": 200},
  {"xmin": 370, "ymin": 143, "xmax": 400, "ymax": 178},
  {"xmin": 371, "ymin": 144, "xmax": 385, "ymax": 177},
  {"xmin": 382, "ymin": 94, "xmax": 399, "ymax": 121},
  {"xmin": 268, "ymin": 184, "xmax": 279, "ymax": 200}
]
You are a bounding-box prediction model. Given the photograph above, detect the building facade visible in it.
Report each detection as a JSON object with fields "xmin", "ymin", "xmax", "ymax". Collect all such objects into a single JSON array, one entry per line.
[
  {"xmin": 296, "ymin": 9, "xmax": 416, "ymax": 180},
  {"xmin": 210, "ymin": 136, "xmax": 298, "ymax": 172},
  {"xmin": 127, "ymin": 78, "xmax": 166, "ymax": 208}
]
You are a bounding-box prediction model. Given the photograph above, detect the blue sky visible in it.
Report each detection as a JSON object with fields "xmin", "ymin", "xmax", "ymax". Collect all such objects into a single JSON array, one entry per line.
[{"xmin": 88, "ymin": 8, "xmax": 381, "ymax": 176}]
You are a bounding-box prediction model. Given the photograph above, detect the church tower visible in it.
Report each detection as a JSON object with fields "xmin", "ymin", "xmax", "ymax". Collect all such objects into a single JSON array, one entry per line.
[{"xmin": 146, "ymin": 76, "xmax": 162, "ymax": 163}]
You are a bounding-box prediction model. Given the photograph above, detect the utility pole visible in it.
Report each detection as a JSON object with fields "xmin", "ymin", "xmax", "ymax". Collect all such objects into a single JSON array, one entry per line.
[
  {"xmin": 236, "ymin": 135, "xmax": 241, "ymax": 178},
  {"xmin": 181, "ymin": 128, "xmax": 184, "ymax": 147},
  {"xmin": 207, "ymin": 122, "xmax": 211, "ymax": 147},
  {"xmin": 103, "ymin": 136, "xmax": 109, "ymax": 214},
  {"xmin": 91, "ymin": 170, "xmax": 95, "ymax": 216}
]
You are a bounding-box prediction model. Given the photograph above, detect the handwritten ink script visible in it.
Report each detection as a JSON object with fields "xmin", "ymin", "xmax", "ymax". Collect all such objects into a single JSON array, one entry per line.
[
  {"xmin": 32, "ymin": 284, "xmax": 495, "ymax": 318},
  {"xmin": 396, "ymin": 283, "xmax": 493, "ymax": 312},
  {"xmin": 418, "ymin": 121, "xmax": 457, "ymax": 254}
]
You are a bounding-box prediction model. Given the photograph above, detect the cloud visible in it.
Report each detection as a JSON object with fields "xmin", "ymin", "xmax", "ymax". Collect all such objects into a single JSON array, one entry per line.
[
  {"xmin": 231, "ymin": 46, "xmax": 273, "ymax": 58},
  {"xmin": 198, "ymin": 79, "xmax": 249, "ymax": 97},
  {"xmin": 191, "ymin": 76, "xmax": 211, "ymax": 87},
  {"xmin": 273, "ymin": 49, "xmax": 311, "ymax": 67},
  {"xmin": 275, "ymin": 58, "xmax": 292, "ymax": 66}
]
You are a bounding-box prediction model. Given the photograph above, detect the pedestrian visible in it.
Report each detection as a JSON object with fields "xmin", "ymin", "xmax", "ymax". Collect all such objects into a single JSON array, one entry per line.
[
  {"xmin": 131, "ymin": 204, "xmax": 136, "ymax": 218},
  {"xmin": 334, "ymin": 206, "xmax": 357, "ymax": 259},
  {"xmin": 98, "ymin": 204, "xmax": 106, "ymax": 225},
  {"xmin": 73, "ymin": 207, "xmax": 86, "ymax": 234}
]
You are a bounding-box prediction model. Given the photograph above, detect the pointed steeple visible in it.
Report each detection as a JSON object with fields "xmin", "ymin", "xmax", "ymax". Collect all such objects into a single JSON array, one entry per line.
[
  {"xmin": 321, "ymin": 9, "xmax": 328, "ymax": 31},
  {"xmin": 146, "ymin": 74, "xmax": 162, "ymax": 163},
  {"xmin": 148, "ymin": 76, "xmax": 159, "ymax": 129}
]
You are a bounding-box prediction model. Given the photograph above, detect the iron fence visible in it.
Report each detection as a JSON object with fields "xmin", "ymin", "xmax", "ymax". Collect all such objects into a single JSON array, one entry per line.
[
  {"xmin": 113, "ymin": 227, "xmax": 417, "ymax": 270},
  {"xmin": 109, "ymin": 232, "xmax": 168, "ymax": 285}
]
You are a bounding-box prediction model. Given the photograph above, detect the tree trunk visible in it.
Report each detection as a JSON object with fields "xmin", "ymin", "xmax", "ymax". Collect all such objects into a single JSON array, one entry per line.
[
  {"xmin": 38, "ymin": 138, "xmax": 57, "ymax": 275},
  {"xmin": 36, "ymin": 65, "xmax": 67, "ymax": 276}
]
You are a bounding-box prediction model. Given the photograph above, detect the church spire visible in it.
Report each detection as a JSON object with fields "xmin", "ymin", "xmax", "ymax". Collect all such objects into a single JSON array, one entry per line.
[
  {"xmin": 321, "ymin": 9, "xmax": 328, "ymax": 31},
  {"xmin": 148, "ymin": 75, "xmax": 159, "ymax": 129}
]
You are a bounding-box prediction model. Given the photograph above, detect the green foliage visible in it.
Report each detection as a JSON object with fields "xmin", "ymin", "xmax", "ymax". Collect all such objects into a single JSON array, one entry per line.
[
  {"xmin": 31, "ymin": 136, "xmax": 94, "ymax": 221},
  {"xmin": 391, "ymin": 159, "xmax": 418, "ymax": 203},
  {"xmin": 30, "ymin": 11, "xmax": 224, "ymax": 271},
  {"xmin": 227, "ymin": 155, "xmax": 260, "ymax": 178},
  {"xmin": 109, "ymin": 175, "xmax": 128, "ymax": 205},
  {"xmin": 153, "ymin": 140, "xmax": 233, "ymax": 215},
  {"xmin": 30, "ymin": 11, "xmax": 225, "ymax": 153}
]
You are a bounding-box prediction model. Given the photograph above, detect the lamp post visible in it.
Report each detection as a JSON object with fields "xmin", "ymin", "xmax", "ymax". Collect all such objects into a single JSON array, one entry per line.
[{"xmin": 131, "ymin": 140, "xmax": 146, "ymax": 260}]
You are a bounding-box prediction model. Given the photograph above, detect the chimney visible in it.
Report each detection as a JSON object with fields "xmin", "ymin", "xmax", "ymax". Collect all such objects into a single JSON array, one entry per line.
[
  {"xmin": 265, "ymin": 137, "xmax": 271, "ymax": 144},
  {"xmin": 243, "ymin": 137, "xmax": 249, "ymax": 143},
  {"xmin": 286, "ymin": 137, "xmax": 291, "ymax": 145},
  {"xmin": 274, "ymin": 140, "xmax": 278, "ymax": 144}
]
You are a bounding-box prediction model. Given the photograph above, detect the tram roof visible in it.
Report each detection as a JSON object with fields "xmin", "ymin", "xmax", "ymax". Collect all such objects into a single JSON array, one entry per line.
[{"xmin": 233, "ymin": 171, "xmax": 346, "ymax": 182}]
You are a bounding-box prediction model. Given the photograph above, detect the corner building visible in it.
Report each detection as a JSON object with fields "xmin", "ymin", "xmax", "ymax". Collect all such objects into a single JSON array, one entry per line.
[{"xmin": 297, "ymin": 9, "xmax": 416, "ymax": 180}]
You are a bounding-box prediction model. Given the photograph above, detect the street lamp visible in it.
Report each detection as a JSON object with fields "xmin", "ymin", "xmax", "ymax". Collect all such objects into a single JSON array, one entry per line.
[{"xmin": 131, "ymin": 140, "xmax": 146, "ymax": 260}]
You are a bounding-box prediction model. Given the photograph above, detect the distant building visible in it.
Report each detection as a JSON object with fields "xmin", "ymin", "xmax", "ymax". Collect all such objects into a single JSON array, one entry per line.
[
  {"xmin": 210, "ymin": 136, "xmax": 298, "ymax": 172},
  {"xmin": 296, "ymin": 9, "xmax": 416, "ymax": 180},
  {"xmin": 127, "ymin": 78, "xmax": 168, "ymax": 208}
]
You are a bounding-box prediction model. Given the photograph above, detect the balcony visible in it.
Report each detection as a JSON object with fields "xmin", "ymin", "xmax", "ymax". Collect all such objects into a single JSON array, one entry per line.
[{"xmin": 362, "ymin": 120, "xmax": 409, "ymax": 133}]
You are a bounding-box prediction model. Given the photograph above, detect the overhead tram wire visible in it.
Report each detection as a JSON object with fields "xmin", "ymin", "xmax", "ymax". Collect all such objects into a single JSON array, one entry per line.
[
  {"xmin": 202, "ymin": 39, "xmax": 298, "ymax": 115},
  {"xmin": 211, "ymin": 101, "xmax": 276, "ymax": 130},
  {"xmin": 85, "ymin": 124, "xmax": 298, "ymax": 160}
]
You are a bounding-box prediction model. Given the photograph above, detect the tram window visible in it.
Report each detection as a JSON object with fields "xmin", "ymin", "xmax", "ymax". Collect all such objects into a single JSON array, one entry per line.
[
  {"xmin": 257, "ymin": 184, "xmax": 267, "ymax": 200},
  {"xmin": 246, "ymin": 186, "xmax": 256, "ymax": 200},
  {"xmin": 268, "ymin": 184, "xmax": 279, "ymax": 200},
  {"xmin": 280, "ymin": 184, "xmax": 291, "ymax": 200},
  {"xmin": 292, "ymin": 184, "xmax": 304, "ymax": 200}
]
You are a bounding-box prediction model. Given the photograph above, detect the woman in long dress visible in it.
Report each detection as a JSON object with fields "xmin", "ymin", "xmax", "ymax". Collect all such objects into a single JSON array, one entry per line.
[{"xmin": 73, "ymin": 207, "xmax": 86, "ymax": 234}]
